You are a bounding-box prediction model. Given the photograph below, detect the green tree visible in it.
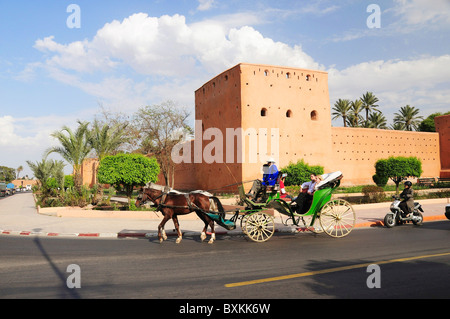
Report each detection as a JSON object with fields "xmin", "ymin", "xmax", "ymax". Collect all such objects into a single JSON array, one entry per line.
[
  {"xmin": 373, "ymin": 156, "xmax": 422, "ymax": 194},
  {"xmin": 389, "ymin": 122, "xmax": 405, "ymax": 130},
  {"xmin": 16, "ymin": 165, "xmax": 23, "ymax": 179},
  {"xmin": 347, "ymin": 99, "xmax": 364, "ymax": 127},
  {"xmin": 88, "ymin": 119, "xmax": 129, "ymax": 202},
  {"xmin": 46, "ymin": 121, "xmax": 92, "ymax": 191},
  {"xmin": 332, "ymin": 99, "xmax": 351, "ymax": 127},
  {"xmin": 367, "ymin": 112, "xmax": 388, "ymax": 129},
  {"xmin": 280, "ymin": 160, "xmax": 324, "ymax": 186},
  {"xmin": 97, "ymin": 153, "xmax": 160, "ymax": 205},
  {"xmin": 88, "ymin": 120, "xmax": 129, "ymax": 162},
  {"xmin": 26, "ymin": 157, "xmax": 65, "ymax": 196},
  {"xmin": 393, "ymin": 105, "xmax": 423, "ymax": 131},
  {"xmin": 0, "ymin": 166, "xmax": 15, "ymax": 182},
  {"xmin": 361, "ymin": 92, "xmax": 380, "ymax": 125},
  {"xmin": 418, "ymin": 111, "xmax": 450, "ymax": 132}
]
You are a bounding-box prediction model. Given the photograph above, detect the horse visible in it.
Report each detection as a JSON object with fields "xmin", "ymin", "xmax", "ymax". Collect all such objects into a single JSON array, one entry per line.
[{"xmin": 135, "ymin": 183, "xmax": 218, "ymax": 244}]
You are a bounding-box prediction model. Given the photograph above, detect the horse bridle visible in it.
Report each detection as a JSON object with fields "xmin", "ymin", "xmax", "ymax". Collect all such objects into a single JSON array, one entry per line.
[{"xmin": 138, "ymin": 188, "xmax": 167, "ymax": 207}]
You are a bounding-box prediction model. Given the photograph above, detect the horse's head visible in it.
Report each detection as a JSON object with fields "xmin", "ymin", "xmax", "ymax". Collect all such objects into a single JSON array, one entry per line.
[
  {"xmin": 135, "ymin": 183, "xmax": 168, "ymax": 207},
  {"xmin": 135, "ymin": 188, "xmax": 147, "ymax": 207}
]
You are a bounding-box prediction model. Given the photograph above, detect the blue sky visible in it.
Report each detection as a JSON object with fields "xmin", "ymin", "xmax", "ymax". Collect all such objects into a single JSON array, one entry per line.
[{"xmin": 1, "ymin": 0, "xmax": 449, "ymax": 177}]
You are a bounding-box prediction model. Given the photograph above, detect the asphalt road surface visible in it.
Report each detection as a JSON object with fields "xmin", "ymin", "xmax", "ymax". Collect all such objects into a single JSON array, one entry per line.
[{"xmin": 0, "ymin": 221, "xmax": 449, "ymax": 301}]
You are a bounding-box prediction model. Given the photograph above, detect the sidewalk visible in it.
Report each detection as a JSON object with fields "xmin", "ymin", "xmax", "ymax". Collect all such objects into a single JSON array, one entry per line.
[{"xmin": 0, "ymin": 192, "xmax": 448, "ymax": 240}]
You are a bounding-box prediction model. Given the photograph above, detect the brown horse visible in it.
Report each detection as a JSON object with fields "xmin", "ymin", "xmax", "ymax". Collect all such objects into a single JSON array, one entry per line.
[{"xmin": 135, "ymin": 183, "xmax": 217, "ymax": 244}]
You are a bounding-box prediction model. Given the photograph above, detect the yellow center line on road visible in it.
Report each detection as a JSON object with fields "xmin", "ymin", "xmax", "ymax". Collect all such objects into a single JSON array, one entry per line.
[{"xmin": 225, "ymin": 251, "xmax": 450, "ymax": 288}]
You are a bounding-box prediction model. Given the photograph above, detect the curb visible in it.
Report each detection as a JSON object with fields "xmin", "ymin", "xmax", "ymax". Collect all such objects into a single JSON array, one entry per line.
[
  {"xmin": 0, "ymin": 230, "xmax": 118, "ymax": 238},
  {"xmin": 1, "ymin": 215, "xmax": 448, "ymax": 239}
]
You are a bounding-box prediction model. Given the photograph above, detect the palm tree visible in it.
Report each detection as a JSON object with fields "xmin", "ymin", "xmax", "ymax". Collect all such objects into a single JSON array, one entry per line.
[
  {"xmin": 347, "ymin": 99, "xmax": 364, "ymax": 127},
  {"xmin": 393, "ymin": 105, "xmax": 423, "ymax": 131},
  {"xmin": 26, "ymin": 157, "xmax": 54, "ymax": 190},
  {"xmin": 88, "ymin": 120, "xmax": 129, "ymax": 163},
  {"xmin": 46, "ymin": 121, "xmax": 92, "ymax": 191},
  {"xmin": 390, "ymin": 122, "xmax": 406, "ymax": 130},
  {"xmin": 16, "ymin": 165, "xmax": 23, "ymax": 179},
  {"xmin": 367, "ymin": 112, "xmax": 388, "ymax": 129},
  {"xmin": 332, "ymin": 99, "xmax": 351, "ymax": 127},
  {"xmin": 361, "ymin": 92, "xmax": 380, "ymax": 124},
  {"xmin": 88, "ymin": 120, "xmax": 129, "ymax": 201}
]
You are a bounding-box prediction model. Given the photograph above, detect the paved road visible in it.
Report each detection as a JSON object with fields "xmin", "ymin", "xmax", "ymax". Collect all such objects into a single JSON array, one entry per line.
[
  {"xmin": 0, "ymin": 192, "xmax": 448, "ymax": 238},
  {"xmin": 0, "ymin": 221, "xmax": 449, "ymax": 300}
]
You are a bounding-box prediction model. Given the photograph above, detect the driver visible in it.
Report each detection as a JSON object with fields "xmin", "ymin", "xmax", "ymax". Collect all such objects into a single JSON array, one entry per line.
[
  {"xmin": 262, "ymin": 157, "xmax": 279, "ymax": 187},
  {"xmin": 250, "ymin": 158, "xmax": 279, "ymax": 202},
  {"xmin": 399, "ymin": 181, "xmax": 414, "ymax": 217}
]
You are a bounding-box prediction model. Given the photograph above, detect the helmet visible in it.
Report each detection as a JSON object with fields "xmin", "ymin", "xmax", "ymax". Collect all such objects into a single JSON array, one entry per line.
[
  {"xmin": 266, "ymin": 157, "xmax": 276, "ymax": 163},
  {"xmin": 404, "ymin": 181, "xmax": 412, "ymax": 187}
]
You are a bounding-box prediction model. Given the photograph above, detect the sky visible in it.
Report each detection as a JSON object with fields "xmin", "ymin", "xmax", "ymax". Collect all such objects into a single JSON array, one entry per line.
[{"xmin": 1, "ymin": 0, "xmax": 449, "ymax": 178}]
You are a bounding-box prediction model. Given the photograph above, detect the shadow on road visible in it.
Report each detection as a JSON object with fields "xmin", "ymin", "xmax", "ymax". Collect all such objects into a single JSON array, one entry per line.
[{"xmin": 33, "ymin": 236, "xmax": 81, "ymax": 299}]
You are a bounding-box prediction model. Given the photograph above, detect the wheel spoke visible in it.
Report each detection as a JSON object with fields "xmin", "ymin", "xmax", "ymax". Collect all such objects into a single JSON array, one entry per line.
[
  {"xmin": 245, "ymin": 212, "xmax": 274, "ymax": 242},
  {"xmin": 319, "ymin": 199, "xmax": 355, "ymax": 238}
]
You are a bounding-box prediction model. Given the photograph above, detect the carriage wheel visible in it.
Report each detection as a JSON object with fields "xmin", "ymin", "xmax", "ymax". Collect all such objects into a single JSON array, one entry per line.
[
  {"xmin": 319, "ymin": 199, "xmax": 355, "ymax": 238},
  {"xmin": 245, "ymin": 212, "xmax": 275, "ymax": 242}
]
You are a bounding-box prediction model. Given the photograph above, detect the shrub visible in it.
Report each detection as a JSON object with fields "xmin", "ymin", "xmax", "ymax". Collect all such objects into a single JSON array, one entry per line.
[
  {"xmin": 372, "ymin": 174, "xmax": 388, "ymax": 187},
  {"xmin": 280, "ymin": 160, "xmax": 324, "ymax": 186},
  {"xmin": 362, "ymin": 185, "xmax": 385, "ymax": 203}
]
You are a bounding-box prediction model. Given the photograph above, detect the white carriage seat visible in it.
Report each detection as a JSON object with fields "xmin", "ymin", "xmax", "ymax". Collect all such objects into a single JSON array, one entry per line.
[{"xmin": 315, "ymin": 171, "xmax": 343, "ymax": 190}]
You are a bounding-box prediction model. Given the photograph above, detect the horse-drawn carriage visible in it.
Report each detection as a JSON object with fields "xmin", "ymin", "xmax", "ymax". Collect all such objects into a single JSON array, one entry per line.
[{"xmin": 135, "ymin": 171, "xmax": 355, "ymax": 243}]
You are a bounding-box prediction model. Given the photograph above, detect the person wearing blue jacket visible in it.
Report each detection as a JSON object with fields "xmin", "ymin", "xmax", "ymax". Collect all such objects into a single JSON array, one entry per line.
[{"xmin": 262, "ymin": 158, "xmax": 279, "ymax": 187}]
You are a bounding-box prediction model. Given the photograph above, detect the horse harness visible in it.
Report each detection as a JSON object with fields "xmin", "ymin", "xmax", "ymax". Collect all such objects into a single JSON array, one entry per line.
[{"xmin": 147, "ymin": 188, "xmax": 202, "ymax": 213}]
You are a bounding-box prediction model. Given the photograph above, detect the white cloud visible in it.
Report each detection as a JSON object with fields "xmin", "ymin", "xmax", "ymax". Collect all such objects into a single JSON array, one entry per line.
[
  {"xmin": 197, "ymin": 0, "xmax": 215, "ymax": 11},
  {"xmin": 36, "ymin": 13, "xmax": 319, "ymax": 77},
  {"xmin": 30, "ymin": 13, "xmax": 320, "ymax": 110},
  {"xmin": 391, "ymin": 0, "xmax": 450, "ymax": 27},
  {"xmin": 332, "ymin": 0, "xmax": 450, "ymax": 42},
  {"xmin": 0, "ymin": 115, "xmax": 79, "ymax": 177}
]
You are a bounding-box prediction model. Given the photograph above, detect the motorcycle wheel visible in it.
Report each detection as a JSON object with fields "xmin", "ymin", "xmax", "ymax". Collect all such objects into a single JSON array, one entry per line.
[
  {"xmin": 412, "ymin": 212, "xmax": 424, "ymax": 226},
  {"xmin": 384, "ymin": 214, "xmax": 396, "ymax": 228}
]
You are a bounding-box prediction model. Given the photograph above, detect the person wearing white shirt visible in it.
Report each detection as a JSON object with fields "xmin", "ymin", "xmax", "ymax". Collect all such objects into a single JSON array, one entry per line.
[{"xmin": 293, "ymin": 174, "xmax": 318, "ymax": 214}]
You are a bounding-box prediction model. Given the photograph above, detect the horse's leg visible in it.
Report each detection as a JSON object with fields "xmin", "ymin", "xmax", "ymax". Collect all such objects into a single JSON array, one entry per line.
[
  {"xmin": 172, "ymin": 215, "xmax": 183, "ymax": 244},
  {"xmin": 195, "ymin": 211, "xmax": 209, "ymax": 241},
  {"xmin": 207, "ymin": 216, "xmax": 216, "ymax": 244},
  {"xmin": 158, "ymin": 214, "xmax": 170, "ymax": 243}
]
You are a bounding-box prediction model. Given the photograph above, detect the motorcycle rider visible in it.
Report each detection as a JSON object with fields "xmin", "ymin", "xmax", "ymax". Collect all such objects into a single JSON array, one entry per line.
[{"xmin": 399, "ymin": 181, "xmax": 414, "ymax": 217}]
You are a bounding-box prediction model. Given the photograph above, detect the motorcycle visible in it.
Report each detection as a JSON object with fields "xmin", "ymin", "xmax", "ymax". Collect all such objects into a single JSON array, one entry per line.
[{"xmin": 384, "ymin": 195, "xmax": 424, "ymax": 228}]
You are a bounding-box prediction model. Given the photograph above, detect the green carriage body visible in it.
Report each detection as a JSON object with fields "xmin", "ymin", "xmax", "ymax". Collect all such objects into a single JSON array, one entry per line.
[
  {"xmin": 207, "ymin": 171, "xmax": 355, "ymax": 242},
  {"xmin": 267, "ymin": 172, "xmax": 356, "ymax": 237}
]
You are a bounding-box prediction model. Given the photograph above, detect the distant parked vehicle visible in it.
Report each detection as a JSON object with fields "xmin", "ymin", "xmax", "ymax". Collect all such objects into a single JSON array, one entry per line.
[
  {"xmin": 445, "ymin": 205, "xmax": 450, "ymax": 220},
  {"xmin": 0, "ymin": 182, "xmax": 6, "ymax": 197}
]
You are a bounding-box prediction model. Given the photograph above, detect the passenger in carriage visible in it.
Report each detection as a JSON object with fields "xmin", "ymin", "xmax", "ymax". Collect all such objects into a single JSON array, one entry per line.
[
  {"xmin": 292, "ymin": 173, "xmax": 319, "ymax": 214},
  {"xmin": 279, "ymin": 173, "xmax": 292, "ymax": 200}
]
